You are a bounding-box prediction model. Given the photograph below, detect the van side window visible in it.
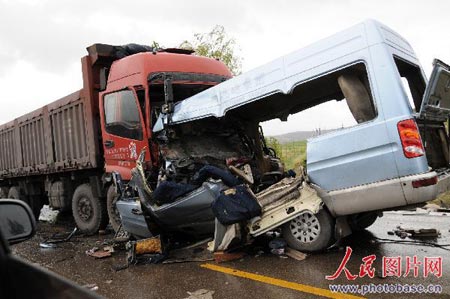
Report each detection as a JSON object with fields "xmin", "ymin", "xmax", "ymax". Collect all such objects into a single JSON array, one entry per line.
[
  {"xmin": 259, "ymin": 62, "xmax": 376, "ymax": 137},
  {"xmin": 104, "ymin": 90, "xmax": 143, "ymax": 140},
  {"xmin": 393, "ymin": 56, "xmax": 426, "ymax": 111}
]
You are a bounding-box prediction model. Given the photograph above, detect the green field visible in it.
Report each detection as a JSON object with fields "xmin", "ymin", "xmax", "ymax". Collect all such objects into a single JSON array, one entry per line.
[{"xmin": 266, "ymin": 138, "xmax": 307, "ymax": 171}]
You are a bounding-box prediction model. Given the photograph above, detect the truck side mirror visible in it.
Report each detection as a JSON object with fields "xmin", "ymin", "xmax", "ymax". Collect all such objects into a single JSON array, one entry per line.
[{"xmin": 0, "ymin": 199, "xmax": 36, "ymax": 245}]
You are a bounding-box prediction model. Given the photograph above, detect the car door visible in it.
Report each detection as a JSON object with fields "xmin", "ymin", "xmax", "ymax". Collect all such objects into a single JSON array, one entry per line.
[{"xmin": 100, "ymin": 88, "xmax": 148, "ymax": 180}]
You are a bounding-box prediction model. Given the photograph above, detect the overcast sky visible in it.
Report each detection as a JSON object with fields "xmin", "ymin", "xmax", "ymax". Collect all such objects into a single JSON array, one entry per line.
[{"xmin": 1, "ymin": 0, "xmax": 449, "ymax": 136}]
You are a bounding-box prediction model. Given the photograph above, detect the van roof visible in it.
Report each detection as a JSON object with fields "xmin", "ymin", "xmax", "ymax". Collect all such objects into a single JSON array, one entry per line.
[{"xmin": 161, "ymin": 19, "xmax": 420, "ymax": 126}]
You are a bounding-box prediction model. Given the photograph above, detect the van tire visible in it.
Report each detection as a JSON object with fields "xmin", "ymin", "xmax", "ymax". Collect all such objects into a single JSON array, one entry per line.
[
  {"xmin": 282, "ymin": 209, "xmax": 334, "ymax": 252},
  {"xmin": 107, "ymin": 185, "xmax": 122, "ymax": 232},
  {"xmin": 72, "ymin": 184, "xmax": 108, "ymax": 235},
  {"xmin": 349, "ymin": 212, "xmax": 378, "ymax": 231}
]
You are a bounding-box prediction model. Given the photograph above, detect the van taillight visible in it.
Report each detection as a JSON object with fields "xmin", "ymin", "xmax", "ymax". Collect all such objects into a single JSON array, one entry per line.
[{"xmin": 397, "ymin": 119, "xmax": 424, "ymax": 158}]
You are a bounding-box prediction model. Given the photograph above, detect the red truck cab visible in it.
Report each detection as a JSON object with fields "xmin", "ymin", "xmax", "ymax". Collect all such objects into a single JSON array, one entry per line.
[{"xmin": 98, "ymin": 49, "xmax": 232, "ymax": 181}]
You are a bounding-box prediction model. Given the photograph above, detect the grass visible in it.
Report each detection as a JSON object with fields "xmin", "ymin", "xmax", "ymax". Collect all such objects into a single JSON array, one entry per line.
[
  {"xmin": 275, "ymin": 140, "xmax": 307, "ymax": 171},
  {"xmin": 430, "ymin": 191, "xmax": 450, "ymax": 208}
]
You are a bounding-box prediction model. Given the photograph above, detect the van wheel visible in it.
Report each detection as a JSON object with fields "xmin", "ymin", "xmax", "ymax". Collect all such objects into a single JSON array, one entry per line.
[
  {"xmin": 72, "ymin": 184, "xmax": 108, "ymax": 235},
  {"xmin": 349, "ymin": 212, "xmax": 378, "ymax": 231},
  {"xmin": 107, "ymin": 185, "xmax": 122, "ymax": 232},
  {"xmin": 282, "ymin": 209, "xmax": 334, "ymax": 252}
]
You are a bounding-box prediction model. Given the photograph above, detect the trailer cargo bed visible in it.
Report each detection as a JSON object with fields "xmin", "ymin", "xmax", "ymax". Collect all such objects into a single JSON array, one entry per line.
[{"xmin": 0, "ymin": 89, "xmax": 100, "ymax": 178}]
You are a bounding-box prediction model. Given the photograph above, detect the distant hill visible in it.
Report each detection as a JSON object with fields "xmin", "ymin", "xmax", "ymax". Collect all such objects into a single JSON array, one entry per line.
[{"xmin": 269, "ymin": 129, "xmax": 335, "ymax": 143}]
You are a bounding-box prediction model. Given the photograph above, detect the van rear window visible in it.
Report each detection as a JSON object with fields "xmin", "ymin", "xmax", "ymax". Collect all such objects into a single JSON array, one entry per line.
[{"xmin": 393, "ymin": 56, "xmax": 426, "ymax": 112}]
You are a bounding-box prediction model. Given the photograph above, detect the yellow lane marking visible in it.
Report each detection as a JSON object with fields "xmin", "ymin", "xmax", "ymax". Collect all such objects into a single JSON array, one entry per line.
[{"xmin": 200, "ymin": 263, "xmax": 365, "ymax": 299}]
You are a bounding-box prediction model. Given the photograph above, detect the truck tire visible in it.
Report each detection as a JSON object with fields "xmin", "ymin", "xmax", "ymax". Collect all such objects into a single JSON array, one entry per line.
[
  {"xmin": 0, "ymin": 187, "xmax": 10, "ymax": 198},
  {"xmin": 8, "ymin": 186, "xmax": 42, "ymax": 218},
  {"xmin": 107, "ymin": 185, "xmax": 122, "ymax": 232},
  {"xmin": 72, "ymin": 184, "xmax": 108, "ymax": 235},
  {"xmin": 8, "ymin": 186, "xmax": 24, "ymax": 200},
  {"xmin": 282, "ymin": 209, "xmax": 334, "ymax": 252}
]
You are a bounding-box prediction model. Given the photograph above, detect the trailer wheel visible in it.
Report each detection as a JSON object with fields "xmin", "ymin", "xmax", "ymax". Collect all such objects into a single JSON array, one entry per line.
[
  {"xmin": 72, "ymin": 184, "xmax": 108, "ymax": 235},
  {"xmin": 282, "ymin": 209, "xmax": 334, "ymax": 252},
  {"xmin": 107, "ymin": 185, "xmax": 122, "ymax": 232}
]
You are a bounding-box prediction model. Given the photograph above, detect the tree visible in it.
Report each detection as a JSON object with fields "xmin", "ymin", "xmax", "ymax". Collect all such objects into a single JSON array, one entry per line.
[{"xmin": 179, "ymin": 25, "xmax": 243, "ymax": 75}]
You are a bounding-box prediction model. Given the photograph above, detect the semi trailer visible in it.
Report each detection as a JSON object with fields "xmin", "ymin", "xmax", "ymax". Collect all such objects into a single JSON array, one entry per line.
[{"xmin": 0, "ymin": 44, "xmax": 232, "ymax": 234}]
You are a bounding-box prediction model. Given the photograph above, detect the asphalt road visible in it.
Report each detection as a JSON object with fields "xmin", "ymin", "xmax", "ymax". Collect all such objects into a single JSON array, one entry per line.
[{"xmin": 12, "ymin": 211, "xmax": 450, "ymax": 299}]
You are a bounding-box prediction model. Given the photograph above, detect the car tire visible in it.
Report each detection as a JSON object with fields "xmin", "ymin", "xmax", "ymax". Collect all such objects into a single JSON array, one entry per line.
[
  {"xmin": 282, "ymin": 208, "xmax": 334, "ymax": 252},
  {"xmin": 349, "ymin": 212, "xmax": 378, "ymax": 231},
  {"xmin": 106, "ymin": 185, "xmax": 122, "ymax": 232},
  {"xmin": 72, "ymin": 184, "xmax": 108, "ymax": 235}
]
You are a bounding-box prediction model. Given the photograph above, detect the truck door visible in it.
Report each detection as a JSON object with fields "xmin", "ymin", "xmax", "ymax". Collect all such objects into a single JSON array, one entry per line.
[{"xmin": 100, "ymin": 88, "xmax": 148, "ymax": 180}]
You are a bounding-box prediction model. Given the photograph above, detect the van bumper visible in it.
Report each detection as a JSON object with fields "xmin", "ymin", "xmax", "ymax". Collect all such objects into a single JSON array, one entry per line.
[{"xmin": 323, "ymin": 171, "xmax": 439, "ymax": 216}]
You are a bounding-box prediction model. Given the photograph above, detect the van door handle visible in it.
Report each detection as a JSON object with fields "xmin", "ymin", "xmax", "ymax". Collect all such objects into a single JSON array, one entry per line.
[
  {"xmin": 104, "ymin": 140, "xmax": 114, "ymax": 148},
  {"xmin": 131, "ymin": 208, "xmax": 143, "ymax": 215}
]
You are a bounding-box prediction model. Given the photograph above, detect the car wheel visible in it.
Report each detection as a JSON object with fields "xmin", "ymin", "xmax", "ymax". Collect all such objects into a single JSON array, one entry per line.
[
  {"xmin": 72, "ymin": 184, "xmax": 108, "ymax": 235},
  {"xmin": 282, "ymin": 208, "xmax": 334, "ymax": 252},
  {"xmin": 107, "ymin": 185, "xmax": 122, "ymax": 232},
  {"xmin": 349, "ymin": 212, "xmax": 378, "ymax": 231}
]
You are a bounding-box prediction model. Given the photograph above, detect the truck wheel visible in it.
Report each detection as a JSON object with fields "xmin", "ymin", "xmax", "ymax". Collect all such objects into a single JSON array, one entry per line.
[
  {"xmin": 349, "ymin": 212, "xmax": 378, "ymax": 231},
  {"xmin": 0, "ymin": 187, "xmax": 9, "ymax": 198},
  {"xmin": 72, "ymin": 184, "xmax": 108, "ymax": 235},
  {"xmin": 282, "ymin": 209, "xmax": 334, "ymax": 252},
  {"xmin": 8, "ymin": 186, "xmax": 23, "ymax": 200},
  {"xmin": 8, "ymin": 186, "xmax": 42, "ymax": 218},
  {"xmin": 107, "ymin": 185, "xmax": 122, "ymax": 232}
]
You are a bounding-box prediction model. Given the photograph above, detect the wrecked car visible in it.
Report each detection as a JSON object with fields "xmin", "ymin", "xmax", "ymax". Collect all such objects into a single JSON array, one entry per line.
[{"xmin": 115, "ymin": 19, "xmax": 450, "ymax": 252}]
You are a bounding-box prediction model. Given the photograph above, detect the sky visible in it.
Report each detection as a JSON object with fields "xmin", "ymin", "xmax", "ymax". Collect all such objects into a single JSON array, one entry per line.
[{"xmin": 1, "ymin": 0, "xmax": 450, "ymax": 136}]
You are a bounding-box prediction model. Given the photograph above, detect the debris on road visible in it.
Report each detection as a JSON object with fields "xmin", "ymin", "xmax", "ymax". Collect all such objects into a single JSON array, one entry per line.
[
  {"xmin": 269, "ymin": 238, "xmax": 286, "ymax": 255},
  {"xmin": 213, "ymin": 251, "xmax": 245, "ymax": 263},
  {"xmin": 389, "ymin": 226, "xmax": 440, "ymax": 239},
  {"xmin": 111, "ymin": 263, "xmax": 129, "ymax": 272},
  {"xmin": 163, "ymin": 243, "xmax": 214, "ymax": 264},
  {"xmin": 38, "ymin": 205, "xmax": 60, "ymax": 224},
  {"xmin": 85, "ymin": 246, "xmax": 113, "ymax": 259},
  {"xmin": 126, "ymin": 236, "xmax": 166, "ymax": 265},
  {"xmin": 39, "ymin": 242, "xmax": 57, "ymax": 249},
  {"xmin": 83, "ymin": 284, "xmax": 99, "ymax": 292},
  {"xmin": 285, "ymin": 247, "xmax": 307, "ymax": 261},
  {"xmin": 184, "ymin": 289, "xmax": 215, "ymax": 299},
  {"xmin": 40, "ymin": 227, "xmax": 79, "ymax": 248}
]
